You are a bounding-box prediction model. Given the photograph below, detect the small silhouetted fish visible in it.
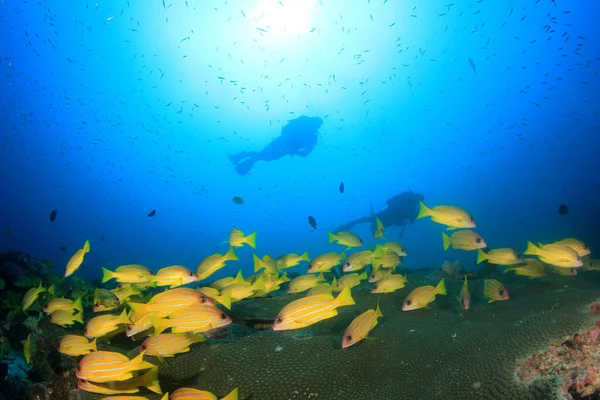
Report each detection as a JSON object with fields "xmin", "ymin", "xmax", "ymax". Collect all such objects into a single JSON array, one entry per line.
[
  {"xmin": 147, "ymin": 209, "xmax": 156, "ymax": 217},
  {"xmin": 59, "ymin": 246, "xmax": 67, "ymax": 252},
  {"xmin": 339, "ymin": 182, "xmax": 344, "ymax": 194},
  {"xmin": 558, "ymin": 204, "xmax": 569, "ymax": 216},
  {"xmin": 468, "ymin": 57, "xmax": 476, "ymax": 73},
  {"xmin": 101, "ymin": 234, "xmax": 106, "ymax": 242},
  {"xmin": 233, "ymin": 196, "xmax": 244, "ymax": 205},
  {"xmin": 49, "ymin": 209, "xmax": 58, "ymax": 222},
  {"xmin": 308, "ymin": 216, "xmax": 317, "ymax": 229}
]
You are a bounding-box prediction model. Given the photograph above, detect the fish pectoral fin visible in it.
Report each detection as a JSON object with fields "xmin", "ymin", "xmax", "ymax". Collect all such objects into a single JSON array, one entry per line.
[
  {"xmin": 364, "ymin": 335, "xmax": 376, "ymax": 341},
  {"xmin": 157, "ymin": 356, "xmax": 165, "ymax": 363},
  {"xmin": 446, "ymin": 227, "xmax": 456, "ymax": 231}
]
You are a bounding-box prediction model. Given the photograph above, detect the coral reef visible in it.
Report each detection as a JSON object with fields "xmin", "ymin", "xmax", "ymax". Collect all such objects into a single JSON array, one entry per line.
[{"xmin": 80, "ymin": 269, "xmax": 600, "ymax": 400}]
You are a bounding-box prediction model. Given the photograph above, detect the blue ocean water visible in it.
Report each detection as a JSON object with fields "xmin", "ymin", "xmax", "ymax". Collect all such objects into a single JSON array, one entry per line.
[{"xmin": 0, "ymin": 0, "xmax": 598, "ymax": 283}]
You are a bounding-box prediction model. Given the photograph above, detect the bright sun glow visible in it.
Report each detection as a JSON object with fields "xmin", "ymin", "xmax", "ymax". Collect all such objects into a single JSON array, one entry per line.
[{"xmin": 252, "ymin": 0, "xmax": 315, "ymax": 37}]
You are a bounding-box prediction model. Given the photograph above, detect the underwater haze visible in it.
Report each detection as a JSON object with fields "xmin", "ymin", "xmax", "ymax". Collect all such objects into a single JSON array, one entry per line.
[{"xmin": 1, "ymin": 0, "xmax": 599, "ymax": 282}]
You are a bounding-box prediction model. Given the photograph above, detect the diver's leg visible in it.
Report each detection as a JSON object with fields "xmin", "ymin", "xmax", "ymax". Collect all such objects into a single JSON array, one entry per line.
[
  {"xmin": 235, "ymin": 158, "xmax": 256, "ymax": 175},
  {"xmin": 228, "ymin": 151, "xmax": 255, "ymax": 165},
  {"xmin": 256, "ymin": 138, "xmax": 288, "ymax": 162},
  {"xmin": 335, "ymin": 216, "xmax": 372, "ymax": 232}
]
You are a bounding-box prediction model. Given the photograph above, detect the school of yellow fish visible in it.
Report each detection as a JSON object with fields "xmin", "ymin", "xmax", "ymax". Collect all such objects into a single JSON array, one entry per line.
[{"xmin": 19, "ymin": 203, "xmax": 596, "ymax": 399}]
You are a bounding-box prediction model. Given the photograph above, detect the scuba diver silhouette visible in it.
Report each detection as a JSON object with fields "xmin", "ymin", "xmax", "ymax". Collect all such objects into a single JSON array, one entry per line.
[
  {"xmin": 228, "ymin": 115, "xmax": 323, "ymax": 175},
  {"xmin": 336, "ymin": 190, "xmax": 425, "ymax": 237}
]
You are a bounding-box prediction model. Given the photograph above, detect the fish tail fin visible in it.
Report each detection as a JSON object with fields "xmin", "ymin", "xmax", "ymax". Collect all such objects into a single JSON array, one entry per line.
[
  {"xmin": 130, "ymin": 350, "xmax": 155, "ymax": 370},
  {"xmin": 118, "ymin": 308, "xmax": 130, "ymax": 325},
  {"xmin": 234, "ymin": 269, "xmax": 245, "ymax": 283},
  {"xmin": 221, "ymin": 388, "xmax": 239, "ymax": 400},
  {"xmin": 300, "ymin": 251, "xmax": 310, "ymax": 261},
  {"xmin": 252, "ymin": 254, "xmax": 262, "ymax": 273},
  {"xmin": 73, "ymin": 297, "xmax": 83, "ymax": 313},
  {"xmin": 245, "ymin": 232, "xmax": 257, "ymax": 249},
  {"xmin": 253, "ymin": 276, "xmax": 266, "ymax": 292},
  {"xmin": 90, "ymin": 337, "xmax": 97, "ymax": 352},
  {"xmin": 190, "ymin": 332, "xmax": 207, "ymax": 345},
  {"xmin": 128, "ymin": 302, "xmax": 149, "ymax": 318},
  {"xmin": 83, "ymin": 239, "xmax": 91, "ymax": 253},
  {"xmin": 436, "ymin": 279, "xmax": 447, "ymax": 296},
  {"xmin": 46, "ymin": 284, "xmax": 55, "ymax": 296},
  {"xmin": 339, "ymin": 250, "xmax": 346, "ymax": 260},
  {"xmin": 358, "ymin": 271, "xmax": 368, "ymax": 281},
  {"xmin": 224, "ymin": 247, "xmax": 239, "ymax": 261},
  {"xmin": 375, "ymin": 299, "xmax": 383, "ymax": 317},
  {"xmin": 328, "ymin": 232, "xmax": 337, "ymax": 243},
  {"xmin": 335, "ymin": 285, "xmax": 355, "ymax": 307},
  {"xmin": 441, "ymin": 232, "xmax": 451, "ymax": 251},
  {"xmin": 219, "ymin": 291, "xmax": 232, "ymax": 310},
  {"xmin": 476, "ymin": 249, "xmax": 487, "ymax": 264},
  {"xmin": 142, "ymin": 366, "xmax": 162, "ymax": 394},
  {"xmin": 72, "ymin": 311, "xmax": 84, "ymax": 324},
  {"xmin": 317, "ymin": 272, "xmax": 325, "ymax": 282},
  {"xmin": 330, "ymin": 277, "xmax": 337, "ymax": 288},
  {"xmin": 524, "ymin": 241, "xmax": 540, "ymax": 256},
  {"xmin": 148, "ymin": 314, "xmax": 168, "ymax": 336},
  {"xmin": 101, "ymin": 267, "xmax": 114, "ymax": 283},
  {"xmin": 416, "ymin": 201, "xmax": 431, "ymax": 219}
]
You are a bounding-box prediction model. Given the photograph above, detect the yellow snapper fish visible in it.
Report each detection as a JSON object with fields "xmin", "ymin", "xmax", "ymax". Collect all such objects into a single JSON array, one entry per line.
[
  {"xmin": 334, "ymin": 271, "xmax": 368, "ymax": 291},
  {"xmin": 371, "ymin": 250, "xmax": 401, "ymax": 270},
  {"xmin": 307, "ymin": 251, "xmax": 345, "ymax": 273},
  {"xmin": 402, "ymin": 279, "xmax": 447, "ymax": 311},
  {"xmin": 220, "ymin": 277, "xmax": 265, "ymax": 302},
  {"xmin": 484, "ymin": 279, "xmax": 509, "ymax": 303},
  {"xmin": 77, "ymin": 366, "xmax": 161, "ymax": 395},
  {"xmin": 196, "ymin": 248, "xmax": 239, "ymax": 281},
  {"xmin": 22, "ymin": 282, "xmax": 50, "ymax": 311},
  {"xmin": 370, "ymin": 274, "xmax": 407, "ymax": 294},
  {"xmin": 372, "ymin": 217, "xmax": 385, "ymax": 239},
  {"xmin": 253, "ymin": 254, "xmax": 279, "ymax": 275},
  {"xmin": 59, "ymin": 334, "xmax": 97, "ymax": 357},
  {"xmin": 102, "ymin": 265, "xmax": 154, "ymax": 284},
  {"xmin": 128, "ymin": 288, "xmax": 214, "ymax": 318},
  {"xmin": 110, "ymin": 284, "xmax": 142, "ymax": 304},
  {"xmin": 84, "ymin": 309, "xmax": 130, "ymax": 339},
  {"xmin": 229, "ymin": 227, "xmax": 257, "ymax": 249},
  {"xmin": 328, "ymin": 231, "xmax": 364, "ymax": 248},
  {"xmin": 306, "ymin": 279, "xmax": 336, "ymax": 296},
  {"xmin": 459, "ymin": 275, "xmax": 470, "ymax": 310},
  {"xmin": 552, "ymin": 238, "xmax": 590, "ymax": 257},
  {"xmin": 582, "ymin": 256, "xmax": 600, "ymax": 271},
  {"xmin": 253, "ymin": 273, "xmax": 289, "ymax": 297},
  {"xmin": 126, "ymin": 312, "xmax": 156, "ymax": 339},
  {"xmin": 24, "ymin": 333, "xmax": 33, "ymax": 364},
  {"xmin": 417, "ymin": 201, "xmax": 475, "ymax": 230},
  {"xmin": 169, "ymin": 387, "xmax": 239, "ymax": 400},
  {"xmin": 273, "ymin": 285, "xmax": 355, "ymax": 331},
  {"xmin": 503, "ymin": 258, "xmax": 547, "ymax": 278},
  {"xmin": 65, "ymin": 239, "xmax": 91, "ymax": 277},
  {"xmin": 477, "ymin": 248, "xmax": 524, "ymax": 265},
  {"xmin": 149, "ymin": 304, "xmax": 232, "ymax": 335},
  {"xmin": 209, "ymin": 270, "xmax": 249, "ymax": 291},
  {"xmin": 441, "ymin": 230, "xmax": 486, "ymax": 251},
  {"xmin": 51, "ymin": 310, "xmax": 84, "ymax": 327},
  {"xmin": 550, "ymin": 266, "xmax": 578, "ymax": 276},
  {"xmin": 140, "ymin": 333, "xmax": 206, "ymax": 358},
  {"xmin": 153, "ymin": 265, "xmax": 199, "ymax": 288},
  {"xmin": 43, "ymin": 297, "xmax": 83, "ymax": 315},
  {"xmin": 524, "ymin": 241, "xmax": 582, "ymax": 268},
  {"xmin": 342, "ymin": 300, "xmax": 383, "ymax": 348},
  {"xmin": 287, "ymin": 273, "xmax": 326, "ymax": 293},
  {"xmin": 93, "ymin": 288, "xmax": 122, "ymax": 312},
  {"xmin": 276, "ymin": 251, "xmax": 310, "ymax": 270},
  {"xmin": 378, "ymin": 242, "xmax": 408, "ymax": 257},
  {"xmin": 76, "ymin": 350, "xmax": 154, "ymax": 383},
  {"xmin": 368, "ymin": 267, "xmax": 393, "ymax": 283},
  {"xmin": 343, "ymin": 250, "xmax": 374, "ymax": 272},
  {"xmin": 198, "ymin": 287, "xmax": 232, "ymax": 310}
]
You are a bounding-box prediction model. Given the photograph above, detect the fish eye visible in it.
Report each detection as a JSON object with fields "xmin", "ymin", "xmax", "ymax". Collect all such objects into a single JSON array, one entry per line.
[
  {"xmin": 140, "ymin": 345, "xmax": 146, "ymax": 350},
  {"xmin": 345, "ymin": 335, "xmax": 352, "ymax": 341},
  {"xmin": 126, "ymin": 325, "xmax": 133, "ymax": 331},
  {"xmin": 275, "ymin": 317, "xmax": 283, "ymax": 324},
  {"xmin": 188, "ymin": 272, "xmax": 194, "ymax": 276},
  {"xmin": 475, "ymin": 238, "xmax": 482, "ymax": 244},
  {"xmin": 220, "ymin": 313, "xmax": 227, "ymax": 320},
  {"xmin": 405, "ymin": 299, "xmax": 412, "ymax": 306},
  {"xmin": 577, "ymin": 256, "xmax": 581, "ymax": 261},
  {"xmin": 373, "ymin": 285, "xmax": 378, "ymax": 290},
  {"xmin": 80, "ymin": 379, "xmax": 86, "ymax": 383},
  {"xmin": 499, "ymin": 290, "xmax": 505, "ymax": 296}
]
